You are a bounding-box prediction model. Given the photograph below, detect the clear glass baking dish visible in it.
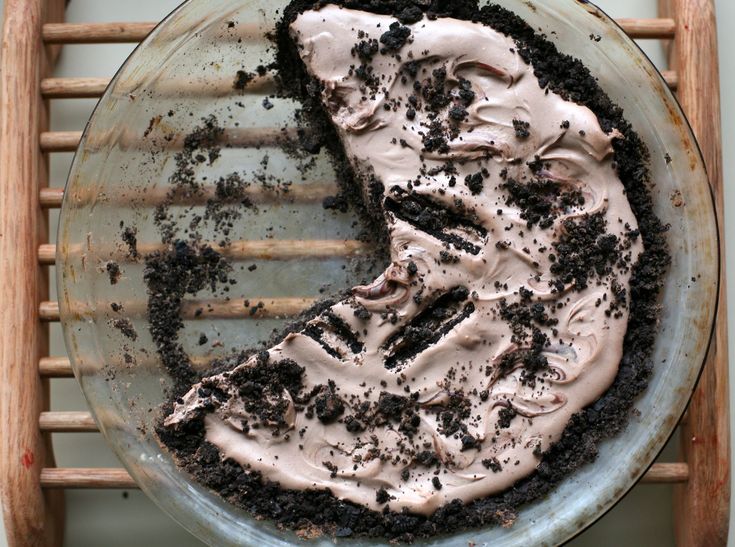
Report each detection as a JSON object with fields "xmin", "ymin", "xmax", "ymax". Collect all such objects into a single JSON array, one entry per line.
[{"xmin": 57, "ymin": 0, "xmax": 719, "ymax": 545}]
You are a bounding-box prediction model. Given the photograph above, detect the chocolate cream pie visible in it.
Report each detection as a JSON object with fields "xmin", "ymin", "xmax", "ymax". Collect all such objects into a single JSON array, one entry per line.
[{"xmin": 157, "ymin": 0, "xmax": 669, "ymax": 540}]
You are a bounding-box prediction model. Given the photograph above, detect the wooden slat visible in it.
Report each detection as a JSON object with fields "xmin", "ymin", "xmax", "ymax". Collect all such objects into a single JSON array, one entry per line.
[
  {"xmin": 38, "ymin": 355, "xmax": 219, "ymax": 377},
  {"xmin": 38, "ymin": 463, "xmax": 687, "ymax": 489},
  {"xmin": 35, "ymin": 301, "xmax": 64, "ymax": 322},
  {"xmin": 41, "ymin": 73, "xmax": 276, "ymax": 99},
  {"xmin": 40, "ymin": 18, "xmax": 674, "ymax": 45},
  {"xmin": 40, "ymin": 131, "xmax": 80, "ymax": 152},
  {"xmin": 39, "ymin": 357, "xmax": 73, "ymax": 378},
  {"xmin": 38, "ymin": 244, "xmax": 55, "ymax": 264},
  {"xmin": 40, "ymin": 296, "xmax": 315, "ymax": 322},
  {"xmin": 41, "ymin": 180, "xmax": 339, "ymax": 209},
  {"xmin": 40, "ymin": 187, "xmax": 63, "ymax": 208},
  {"xmin": 40, "ymin": 468, "xmax": 137, "ymax": 489},
  {"xmin": 39, "ymin": 412, "xmax": 96, "ymax": 433},
  {"xmin": 41, "ymin": 21, "xmax": 263, "ymax": 45},
  {"xmin": 644, "ymin": 462, "xmax": 690, "ymax": 483},
  {"xmin": 41, "ymin": 77, "xmax": 108, "ymax": 98},
  {"xmin": 616, "ymin": 17, "xmax": 676, "ymax": 39},
  {"xmin": 40, "ymin": 127, "xmax": 296, "ymax": 153},
  {"xmin": 42, "ymin": 22, "xmax": 157, "ymax": 44},
  {"xmin": 671, "ymin": 0, "xmax": 730, "ymax": 545},
  {"xmin": 39, "ymin": 239, "xmax": 370, "ymax": 266}
]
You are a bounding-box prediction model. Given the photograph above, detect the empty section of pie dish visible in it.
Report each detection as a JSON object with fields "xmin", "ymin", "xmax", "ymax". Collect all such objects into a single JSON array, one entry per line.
[{"xmin": 57, "ymin": 0, "xmax": 718, "ymax": 545}]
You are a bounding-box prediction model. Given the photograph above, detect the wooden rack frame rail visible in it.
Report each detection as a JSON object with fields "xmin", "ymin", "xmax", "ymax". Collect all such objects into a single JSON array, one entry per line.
[{"xmin": 0, "ymin": 0, "xmax": 728, "ymax": 545}]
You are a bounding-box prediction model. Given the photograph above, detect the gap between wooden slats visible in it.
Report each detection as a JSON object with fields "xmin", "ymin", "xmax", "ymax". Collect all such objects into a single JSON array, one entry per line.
[{"xmin": 40, "ymin": 19, "xmax": 676, "ymax": 44}]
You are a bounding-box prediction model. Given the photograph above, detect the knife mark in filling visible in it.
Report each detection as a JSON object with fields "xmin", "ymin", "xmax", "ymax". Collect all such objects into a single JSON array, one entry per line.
[
  {"xmin": 384, "ymin": 193, "xmax": 487, "ymax": 255},
  {"xmin": 383, "ymin": 287, "xmax": 475, "ymax": 370},
  {"xmin": 304, "ymin": 310, "xmax": 364, "ymax": 358}
]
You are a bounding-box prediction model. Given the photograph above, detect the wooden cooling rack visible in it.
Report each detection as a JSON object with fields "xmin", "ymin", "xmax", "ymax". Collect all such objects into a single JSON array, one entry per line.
[{"xmin": 0, "ymin": 0, "xmax": 728, "ymax": 544}]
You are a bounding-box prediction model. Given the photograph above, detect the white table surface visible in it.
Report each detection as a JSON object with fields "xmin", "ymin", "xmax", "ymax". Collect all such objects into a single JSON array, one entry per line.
[{"xmin": 0, "ymin": 0, "xmax": 733, "ymax": 545}]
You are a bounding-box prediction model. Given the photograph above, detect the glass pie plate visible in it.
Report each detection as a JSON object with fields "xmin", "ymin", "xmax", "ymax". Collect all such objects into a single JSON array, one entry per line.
[{"xmin": 57, "ymin": 0, "xmax": 719, "ymax": 545}]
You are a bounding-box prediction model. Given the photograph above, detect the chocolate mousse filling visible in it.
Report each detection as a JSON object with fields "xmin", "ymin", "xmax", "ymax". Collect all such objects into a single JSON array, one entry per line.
[{"xmin": 154, "ymin": 1, "xmax": 670, "ymax": 541}]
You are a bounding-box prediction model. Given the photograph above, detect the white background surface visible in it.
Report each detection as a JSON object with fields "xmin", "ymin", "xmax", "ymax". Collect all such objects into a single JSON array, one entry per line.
[{"xmin": 0, "ymin": 0, "xmax": 733, "ymax": 545}]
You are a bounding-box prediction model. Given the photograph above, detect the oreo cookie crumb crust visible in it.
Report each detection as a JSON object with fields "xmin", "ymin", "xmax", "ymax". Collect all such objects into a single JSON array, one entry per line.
[{"xmin": 153, "ymin": 0, "xmax": 670, "ymax": 541}]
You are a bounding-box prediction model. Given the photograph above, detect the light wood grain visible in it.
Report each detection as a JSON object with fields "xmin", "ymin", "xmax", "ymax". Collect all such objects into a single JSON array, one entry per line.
[
  {"xmin": 38, "ymin": 355, "xmax": 220, "ymax": 378},
  {"xmin": 670, "ymin": 0, "xmax": 731, "ymax": 545},
  {"xmin": 40, "ymin": 180, "xmax": 339, "ymax": 209},
  {"xmin": 39, "ymin": 131, "xmax": 80, "ymax": 152},
  {"xmin": 39, "ymin": 412, "xmax": 97, "ymax": 433},
  {"xmin": 43, "ymin": 22, "xmax": 157, "ymax": 44},
  {"xmin": 39, "ymin": 188, "xmax": 63, "ymax": 208},
  {"xmin": 644, "ymin": 462, "xmax": 690, "ymax": 483},
  {"xmin": 38, "ymin": 245, "xmax": 55, "ymax": 265},
  {"xmin": 41, "ymin": 77, "xmax": 108, "ymax": 98},
  {"xmin": 616, "ymin": 17, "xmax": 676, "ymax": 38},
  {"xmin": 40, "ymin": 468, "xmax": 137, "ymax": 489},
  {"xmin": 41, "ymin": 73, "xmax": 277, "ymax": 99},
  {"xmin": 40, "ymin": 127, "xmax": 297, "ymax": 153},
  {"xmin": 39, "ymin": 357, "xmax": 74, "ymax": 378},
  {"xmin": 42, "ymin": 21, "xmax": 263, "ymax": 44},
  {"xmin": 0, "ymin": 0, "xmax": 63, "ymax": 545},
  {"xmin": 39, "ymin": 296, "xmax": 316, "ymax": 322},
  {"xmin": 37, "ymin": 302, "xmax": 59, "ymax": 322}
]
